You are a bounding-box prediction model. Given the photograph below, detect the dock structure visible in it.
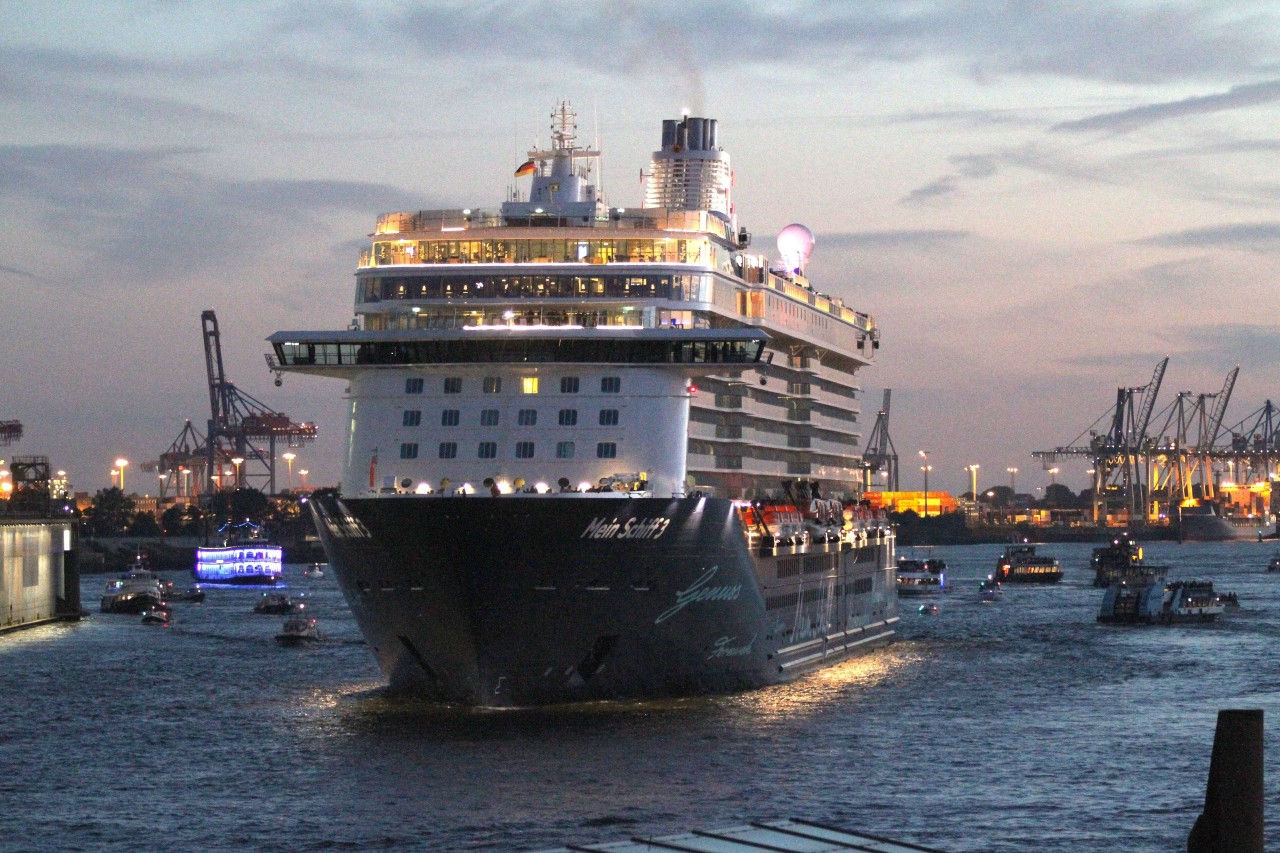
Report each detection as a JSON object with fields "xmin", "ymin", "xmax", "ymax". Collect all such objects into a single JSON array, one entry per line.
[
  {"xmin": 0, "ymin": 517, "xmax": 82, "ymax": 634},
  {"xmin": 533, "ymin": 817, "xmax": 947, "ymax": 853}
]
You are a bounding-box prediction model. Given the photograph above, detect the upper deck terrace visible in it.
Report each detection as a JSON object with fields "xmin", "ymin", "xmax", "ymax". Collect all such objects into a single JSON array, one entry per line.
[{"xmin": 359, "ymin": 208, "xmax": 876, "ymax": 337}]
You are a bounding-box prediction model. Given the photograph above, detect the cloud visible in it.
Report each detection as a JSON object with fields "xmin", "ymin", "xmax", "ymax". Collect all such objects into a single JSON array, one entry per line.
[
  {"xmin": 1136, "ymin": 222, "xmax": 1280, "ymax": 251},
  {"xmin": 0, "ymin": 143, "xmax": 424, "ymax": 288},
  {"xmin": 1052, "ymin": 79, "xmax": 1280, "ymax": 134},
  {"xmin": 821, "ymin": 229, "xmax": 970, "ymax": 248}
]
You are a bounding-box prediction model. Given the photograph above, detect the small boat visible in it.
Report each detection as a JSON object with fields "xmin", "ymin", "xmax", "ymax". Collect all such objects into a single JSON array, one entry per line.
[
  {"xmin": 1091, "ymin": 536, "xmax": 1169, "ymax": 588},
  {"xmin": 978, "ymin": 576, "xmax": 1003, "ymax": 603},
  {"xmin": 140, "ymin": 605, "xmax": 172, "ymax": 625},
  {"xmin": 303, "ymin": 562, "xmax": 326, "ymax": 579},
  {"xmin": 174, "ymin": 586, "xmax": 206, "ymax": 603},
  {"xmin": 1098, "ymin": 579, "xmax": 1225, "ymax": 624},
  {"xmin": 1217, "ymin": 591, "xmax": 1240, "ymax": 610},
  {"xmin": 1268, "ymin": 555, "xmax": 1280, "ymax": 572},
  {"xmin": 918, "ymin": 603, "xmax": 939, "ymax": 615},
  {"xmin": 895, "ymin": 557, "xmax": 946, "ymax": 596},
  {"xmin": 993, "ymin": 542, "xmax": 1062, "ymax": 584},
  {"xmin": 253, "ymin": 592, "xmax": 297, "ymax": 615},
  {"xmin": 275, "ymin": 615, "xmax": 321, "ymax": 645}
]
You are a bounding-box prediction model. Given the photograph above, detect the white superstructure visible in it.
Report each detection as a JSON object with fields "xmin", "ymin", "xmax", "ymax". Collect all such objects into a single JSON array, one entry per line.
[{"xmin": 270, "ymin": 103, "xmax": 879, "ymax": 502}]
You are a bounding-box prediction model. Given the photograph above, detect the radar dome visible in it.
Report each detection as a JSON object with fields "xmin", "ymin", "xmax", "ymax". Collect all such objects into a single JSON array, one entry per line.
[{"xmin": 776, "ymin": 223, "xmax": 815, "ymax": 273}]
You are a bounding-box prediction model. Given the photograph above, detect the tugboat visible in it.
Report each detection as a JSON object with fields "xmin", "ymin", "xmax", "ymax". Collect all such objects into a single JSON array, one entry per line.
[
  {"xmin": 993, "ymin": 542, "xmax": 1062, "ymax": 584},
  {"xmin": 1091, "ymin": 535, "xmax": 1169, "ymax": 588},
  {"xmin": 1098, "ymin": 579, "xmax": 1225, "ymax": 624},
  {"xmin": 275, "ymin": 615, "xmax": 321, "ymax": 645},
  {"xmin": 895, "ymin": 557, "xmax": 946, "ymax": 596}
]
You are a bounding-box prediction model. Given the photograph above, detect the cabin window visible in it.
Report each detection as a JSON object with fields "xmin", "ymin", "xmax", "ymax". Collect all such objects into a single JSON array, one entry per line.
[
  {"xmin": 405, "ymin": 377, "xmax": 424, "ymax": 394},
  {"xmin": 480, "ymin": 409, "xmax": 500, "ymax": 426},
  {"xmin": 521, "ymin": 377, "xmax": 539, "ymax": 394},
  {"xmin": 601, "ymin": 376, "xmax": 620, "ymax": 393},
  {"xmin": 483, "ymin": 377, "xmax": 502, "ymax": 393},
  {"xmin": 518, "ymin": 409, "xmax": 537, "ymax": 426},
  {"xmin": 440, "ymin": 409, "xmax": 459, "ymax": 427},
  {"xmin": 399, "ymin": 443, "xmax": 419, "ymax": 459},
  {"xmin": 402, "ymin": 410, "xmax": 421, "ymax": 427},
  {"xmin": 478, "ymin": 442, "xmax": 497, "ymax": 459},
  {"xmin": 438, "ymin": 442, "xmax": 458, "ymax": 459},
  {"xmin": 515, "ymin": 441, "xmax": 535, "ymax": 459},
  {"xmin": 596, "ymin": 442, "xmax": 617, "ymax": 459},
  {"xmin": 558, "ymin": 409, "xmax": 577, "ymax": 426},
  {"xmin": 443, "ymin": 377, "xmax": 462, "ymax": 394},
  {"xmin": 598, "ymin": 409, "xmax": 619, "ymax": 426},
  {"xmin": 556, "ymin": 441, "xmax": 575, "ymax": 459},
  {"xmin": 560, "ymin": 376, "xmax": 580, "ymax": 393}
]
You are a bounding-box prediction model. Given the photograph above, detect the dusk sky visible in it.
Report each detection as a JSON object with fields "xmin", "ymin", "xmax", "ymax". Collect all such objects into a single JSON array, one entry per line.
[{"xmin": 3, "ymin": 1, "xmax": 1279, "ymax": 499}]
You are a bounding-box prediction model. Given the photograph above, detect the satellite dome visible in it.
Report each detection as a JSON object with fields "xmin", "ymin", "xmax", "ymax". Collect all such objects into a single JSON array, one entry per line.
[{"xmin": 776, "ymin": 223, "xmax": 815, "ymax": 273}]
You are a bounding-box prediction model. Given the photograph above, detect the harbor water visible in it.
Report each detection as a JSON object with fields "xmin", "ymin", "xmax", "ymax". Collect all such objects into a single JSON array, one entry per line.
[{"xmin": 2, "ymin": 540, "xmax": 1278, "ymax": 852}]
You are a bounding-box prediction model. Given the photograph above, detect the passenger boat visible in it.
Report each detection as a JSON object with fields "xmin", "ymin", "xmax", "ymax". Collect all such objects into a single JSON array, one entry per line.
[
  {"xmin": 193, "ymin": 520, "xmax": 283, "ymax": 586},
  {"xmin": 993, "ymin": 542, "xmax": 1062, "ymax": 584},
  {"xmin": 275, "ymin": 615, "xmax": 321, "ymax": 645},
  {"xmin": 266, "ymin": 105, "xmax": 896, "ymax": 706},
  {"xmin": 1097, "ymin": 579, "xmax": 1225, "ymax": 624},
  {"xmin": 252, "ymin": 592, "xmax": 297, "ymax": 615},
  {"xmin": 100, "ymin": 556, "xmax": 165, "ymax": 614},
  {"xmin": 1090, "ymin": 536, "xmax": 1169, "ymax": 588},
  {"xmin": 895, "ymin": 557, "xmax": 946, "ymax": 596}
]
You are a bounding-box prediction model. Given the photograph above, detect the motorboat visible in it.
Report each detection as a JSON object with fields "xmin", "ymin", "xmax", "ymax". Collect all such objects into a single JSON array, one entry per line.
[
  {"xmin": 303, "ymin": 562, "xmax": 326, "ymax": 579},
  {"xmin": 1090, "ymin": 536, "xmax": 1169, "ymax": 588},
  {"xmin": 896, "ymin": 557, "xmax": 946, "ymax": 596},
  {"xmin": 140, "ymin": 605, "xmax": 172, "ymax": 625},
  {"xmin": 978, "ymin": 576, "xmax": 1003, "ymax": 603},
  {"xmin": 275, "ymin": 615, "xmax": 321, "ymax": 645},
  {"xmin": 918, "ymin": 603, "xmax": 939, "ymax": 615},
  {"xmin": 993, "ymin": 543, "xmax": 1062, "ymax": 584},
  {"xmin": 1098, "ymin": 579, "xmax": 1225, "ymax": 624},
  {"xmin": 253, "ymin": 592, "xmax": 298, "ymax": 615},
  {"xmin": 1268, "ymin": 554, "xmax": 1280, "ymax": 572},
  {"xmin": 174, "ymin": 586, "xmax": 206, "ymax": 603}
]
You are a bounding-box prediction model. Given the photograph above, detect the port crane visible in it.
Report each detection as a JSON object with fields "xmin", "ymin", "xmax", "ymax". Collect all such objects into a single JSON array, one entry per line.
[
  {"xmin": 1033, "ymin": 357, "xmax": 1168, "ymax": 524},
  {"xmin": 860, "ymin": 389, "xmax": 899, "ymax": 491},
  {"xmin": 201, "ymin": 310, "xmax": 316, "ymax": 495},
  {"xmin": 0, "ymin": 420, "xmax": 21, "ymax": 446}
]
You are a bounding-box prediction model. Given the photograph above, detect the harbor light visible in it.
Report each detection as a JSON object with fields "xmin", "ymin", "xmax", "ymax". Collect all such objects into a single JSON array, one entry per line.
[
  {"xmin": 283, "ymin": 452, "xmax": 296, "ymax": 488},
  {"xmin": 115, "ymin": 458, "xmax": 128, "ymax": 492}
]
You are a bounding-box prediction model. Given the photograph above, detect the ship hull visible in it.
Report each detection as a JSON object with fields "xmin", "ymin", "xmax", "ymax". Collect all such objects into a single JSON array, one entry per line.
[{"xmin": 311, "ymin": 494, "xmax": 897, "ymax": 707}]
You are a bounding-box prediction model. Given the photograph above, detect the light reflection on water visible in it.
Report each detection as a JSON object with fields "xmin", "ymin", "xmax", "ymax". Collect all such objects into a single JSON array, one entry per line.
[{"xmin": 2, "ymin": 547, "xmax": 1279, "ymax": 852}]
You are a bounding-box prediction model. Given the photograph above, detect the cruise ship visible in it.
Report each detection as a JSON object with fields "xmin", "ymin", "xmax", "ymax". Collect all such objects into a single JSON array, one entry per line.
[{"xmin": 268, "ymin": 104, "xmax": 897, "ymax": 706}]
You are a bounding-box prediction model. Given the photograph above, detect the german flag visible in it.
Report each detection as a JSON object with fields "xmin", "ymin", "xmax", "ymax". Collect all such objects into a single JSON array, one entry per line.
[{"xmin": 514, "ymin": 159, "xmax": 536, "ymax": 177}]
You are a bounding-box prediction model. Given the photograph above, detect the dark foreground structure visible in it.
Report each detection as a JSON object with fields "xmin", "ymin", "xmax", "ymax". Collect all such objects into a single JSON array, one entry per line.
[
  {"xmin": 1188, "ymin": 708, "xmax": 1265, "ymax": 853},
  {"xmin": 0, "ymin": 517, "xmax": 82, "ymax": 634}
]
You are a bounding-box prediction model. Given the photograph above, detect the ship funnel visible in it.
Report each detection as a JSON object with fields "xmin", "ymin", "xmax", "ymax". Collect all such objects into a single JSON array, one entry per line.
[{"xmin": 643, "ymin": 114, "xmax": 732, "ymax": 220}]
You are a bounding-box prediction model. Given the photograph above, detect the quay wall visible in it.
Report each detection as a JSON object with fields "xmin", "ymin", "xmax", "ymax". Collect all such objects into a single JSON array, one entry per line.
[{"xmin": 0, "ymin": 519, "xmax": 81, "ymax": 634}]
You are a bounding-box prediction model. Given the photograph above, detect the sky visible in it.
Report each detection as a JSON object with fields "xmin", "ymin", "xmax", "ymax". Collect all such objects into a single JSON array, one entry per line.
[{"xmin": 2, "ymin": 1, "xmax": 1279, "ymax": 499}]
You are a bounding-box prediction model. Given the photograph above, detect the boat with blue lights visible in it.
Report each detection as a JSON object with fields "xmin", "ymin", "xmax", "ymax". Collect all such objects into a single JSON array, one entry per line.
[
  {"xmin": 194, "ymin": 520, "xmax": 283, "ymax": 586},
  {"xmin": 267, "ymin": 104, "xmax": 896, "ymax": 706}
]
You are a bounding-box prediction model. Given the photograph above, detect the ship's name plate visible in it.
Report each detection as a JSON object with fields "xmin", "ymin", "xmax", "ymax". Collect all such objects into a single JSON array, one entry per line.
[{"xmin": 580, "ymin": 516, "xmax": 672, "ymax": 541}]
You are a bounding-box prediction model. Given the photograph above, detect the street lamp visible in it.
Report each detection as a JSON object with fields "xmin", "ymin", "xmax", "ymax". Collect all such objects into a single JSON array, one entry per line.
[
  {"xmin": 110, "ymin": 469, "xmax": 119, "ymax": 489},
  {"xmin": 1007, "ymin": 466, "xmax": 1018, "ymax": 494},
  {"xmin": 1049, "ymin": 467, "xmax": 1059, "ymax": 486},
  {"xmin": 282, "ymin": 452, "xmax": 296, "ymax": 489},
  {"xmin": 965, "ymin": 464, "xmax": 979, "ymax": 500},
  {"xmin": 115, "ymin": 458, "xmax": 128, "ymax": 493},
  {"xmin": 299, "ymin": 469, "xmax": 309, "ymax": 491},
  {"xmin": 919, "ymin": 450, "xmax": 931, "ymax": 518},
  {"xmin": 231, "ymin": 456, "xmax": 244, "ymax": 488}
]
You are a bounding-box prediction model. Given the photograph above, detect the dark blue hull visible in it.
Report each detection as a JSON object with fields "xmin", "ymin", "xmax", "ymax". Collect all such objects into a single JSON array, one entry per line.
[{"xmin": 311, "ymin": 494, "xmax": 897, "ymax": 707}]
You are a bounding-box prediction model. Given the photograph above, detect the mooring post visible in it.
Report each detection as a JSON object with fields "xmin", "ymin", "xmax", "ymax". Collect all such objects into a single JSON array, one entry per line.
[{"xmin": 1187, "ymin": 708, "xmax": 1264, "ymax": 853}]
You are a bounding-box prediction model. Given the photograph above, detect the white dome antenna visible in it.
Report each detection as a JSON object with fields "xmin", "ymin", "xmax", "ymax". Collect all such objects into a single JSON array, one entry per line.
[{"xmin": 777, "ymin": 223, "xmax": 815, "ymax": 275}]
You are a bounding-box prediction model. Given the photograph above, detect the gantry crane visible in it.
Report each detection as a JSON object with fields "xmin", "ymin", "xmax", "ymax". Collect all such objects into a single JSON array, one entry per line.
[
  {"xmin": 861, "ymin": 389, "xmax": 899, "ymax": 491},
  {"xmin": 0, "ymin": 420, "xmax": 21, "ymax": 446},
  {"xmin": 202, "ymin": 310, "xmax": 316, "ymax": 494}
]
